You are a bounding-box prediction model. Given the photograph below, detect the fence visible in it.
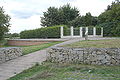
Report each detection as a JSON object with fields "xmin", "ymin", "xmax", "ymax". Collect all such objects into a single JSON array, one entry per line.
[{"xmin": 60, "ymin": 26, "xmax": 103, "ymax": 38}]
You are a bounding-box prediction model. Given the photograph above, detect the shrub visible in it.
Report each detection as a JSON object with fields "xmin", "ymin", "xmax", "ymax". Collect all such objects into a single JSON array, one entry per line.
[
  {"xmin": 20, "ymin": 25, "xmax": 69, "ymax": 39},
  {"xmin": 99, "ymin": 21, "xmax": 120, "ymax": 37}
]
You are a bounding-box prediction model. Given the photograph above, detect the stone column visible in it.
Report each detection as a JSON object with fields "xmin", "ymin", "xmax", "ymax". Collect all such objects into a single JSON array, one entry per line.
[
  {"xmin": 71, "ymin": 26, "xmax": 73, "ymax": 37},
  {"xmin": 80, "ymin": 27, "xmax": 83, "ymax": 37},
  {"xmin": 60, "ymin": 26, "xmax": 63, "ymax": 38},
  {"xmin": 101, "ymin": 27, "xmax": 103, "ymax": 37},
  {"xmin": 93, "ymin": 27, "xmax": 96, "ymax": 37}
]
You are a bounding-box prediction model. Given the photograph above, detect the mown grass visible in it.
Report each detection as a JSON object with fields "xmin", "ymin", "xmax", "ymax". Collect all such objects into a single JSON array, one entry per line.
[
  {"xmin": 61, "ymin": 39, "xmax": 120, "ymax": 48},
  {"xmin": 8, "ymin": 62, "xmax": 120, "ymax": 80},
  {"xmin": 22, "ymin": 42, "xmax": 62, "ymax": 55},
  {"xmin": 0, "ymin": 42, "xmax": 62, "ymax": 55}
]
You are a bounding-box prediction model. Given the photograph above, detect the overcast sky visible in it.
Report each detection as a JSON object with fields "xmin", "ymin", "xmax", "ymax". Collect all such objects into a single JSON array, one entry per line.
[{"xmin": 0, "ymin": 0, "xmax": 113, "ymax": 33}]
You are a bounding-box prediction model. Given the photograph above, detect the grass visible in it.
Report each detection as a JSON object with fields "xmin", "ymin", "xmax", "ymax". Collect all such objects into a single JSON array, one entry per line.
[
  {"xmin": 61, "ymin": 39, "xmax": 120, "ymax": 48},
  {"xmin": 0, "ymin": 41, "xmax": 62, "ymax": 55},
  {"xmin": 22, "ymin": 42, "xmax": 62, "ymax": 55},
  {"xmin": 0, "ymin": 39, "xmax": 8, "ymax": 47},
  {"xmin": 8, "ymin": 62, "xmax": 120, "ymax": 80}
]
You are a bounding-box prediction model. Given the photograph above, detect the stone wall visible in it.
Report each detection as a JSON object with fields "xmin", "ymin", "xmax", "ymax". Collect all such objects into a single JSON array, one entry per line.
[
  {"xmin": 47, "ymin": 47, "xmax": 120, "ymax": 65},
  {"xmin": 0, "ymin": 47, "xmax": 22, "ymax": 64}
]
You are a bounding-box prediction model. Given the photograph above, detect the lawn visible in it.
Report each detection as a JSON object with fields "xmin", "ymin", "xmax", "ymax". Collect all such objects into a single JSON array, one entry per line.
[
  {"xmin": 0, "ymin": 41, "xmax": 62, "ymax": 55},
  {"xmin": 22, "ymin": 42, "xmax": 62, "ymax": 55},
  {"xmin": 61, "ymin": 39, "xmax": 120, "ymax": 48},
  {"xmin": 8, "ymin": 62, "xmax": 120, "ymax": 80}
]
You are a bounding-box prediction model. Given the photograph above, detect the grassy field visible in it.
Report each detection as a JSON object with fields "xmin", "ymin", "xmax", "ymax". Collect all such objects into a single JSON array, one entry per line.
[
  {"xmin": 8, "ymin": 62, "xmax": 120, "ymax": 80},
  {"xmin": 22, "ymin": 42, "xmax": 62, "ymax": 55},
  {"xmin": 3, "ymin": 39, "xmax": 120, "ymax": 80},
  {"xmin": 0, "ymin": 42, "xmax": 62, "ymax": 55},
  {"xmin": 62, "ymin": 39, "xmax": 120, "ymax": 48}
]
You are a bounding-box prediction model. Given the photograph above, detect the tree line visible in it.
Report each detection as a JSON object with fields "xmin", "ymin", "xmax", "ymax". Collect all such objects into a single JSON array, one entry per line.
[
  {"xmin": 0, "ymin": 0, "xmax": 120, "ymax": 41},
  {"xmin": 41, "ymin": 4, "xmax": 98, "ymax": 27},
  {"xmin": 41, "ymin": 0, "xmax": 120, "ymax": 36}
]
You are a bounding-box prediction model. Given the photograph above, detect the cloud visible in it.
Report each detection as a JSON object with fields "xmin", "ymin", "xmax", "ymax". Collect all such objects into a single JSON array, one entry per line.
[
  {"xmin": 11, "ymin": 10, "xmax": 41, "ymax": 19},
  {"xmin": 10, "ymin": 14, "xmax": 41, "ymax": 33},
  {"xmin": 1, "ymin": 0, "xmax": 65, "ymax": 19},
  {"xmin": 70, "ymin": 0, "xmax": 113, "ymax": 16},
  {"xmin": 0, "ymin": 0, "xmax": 114, "ymax": 33}
]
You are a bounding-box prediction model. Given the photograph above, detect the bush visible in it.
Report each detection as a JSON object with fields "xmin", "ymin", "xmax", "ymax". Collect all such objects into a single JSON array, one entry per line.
[
  {"xmin": 5, "ymin": 33, "xmax": 20, "ymax": 39},
  {"xmin": 99, "ymin": 21, "xmax": 120, "ymax": 37},
  {"xmin": 20, "ymin": 25, "xmax": 69, "ymax": 39}
]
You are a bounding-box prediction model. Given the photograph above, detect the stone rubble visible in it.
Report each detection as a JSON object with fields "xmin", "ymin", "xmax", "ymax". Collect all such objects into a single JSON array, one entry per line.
[
  {"xmin": 47, "ymin": 47, "xmax": 120, "ymax": 65},
  {"xmin": 0, "ymin": 47, "xmax": 22, "ymax": 64}
]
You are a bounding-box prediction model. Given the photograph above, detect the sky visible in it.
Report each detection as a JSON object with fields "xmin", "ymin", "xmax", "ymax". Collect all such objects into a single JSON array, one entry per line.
[{"xmin": 0, "ymin": 0, "xmax": 114, "ymax": 33}]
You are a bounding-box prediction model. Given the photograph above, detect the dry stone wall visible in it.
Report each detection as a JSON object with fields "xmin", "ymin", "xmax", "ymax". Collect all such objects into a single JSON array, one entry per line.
[
  {"xmin": 47, "ymin": 47, "xmax": 120, "ymax": 65},
  {"xmin": 0, "ymin": 47, "xmax": 22, "ymax": 64}
]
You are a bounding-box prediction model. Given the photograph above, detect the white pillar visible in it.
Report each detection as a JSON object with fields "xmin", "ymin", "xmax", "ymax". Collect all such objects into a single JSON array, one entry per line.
[
  {"xmin": 93, "ymin": 27, "xmax": 96, "ymax": 37},
  {"xmin": 101, "ymin": 27, "xmax": 103, "ymax": 37},
  {"xmin": 85, "ymin": 27, "xmax": 88, "ymax": 40},
  {"xmin": 60, "ymin": 26, "xmax": 63, "ymax": 38},
  {"xmin": 85, "ymin": 27, "xmax": 88, "ymax": 34},
  {"xmin": 71, "ymin": 26, "xmax": 73, "ymax": 37},
  {"xmin": 80, "ymin": 27, "xmax": 83, "ymax": 37}
]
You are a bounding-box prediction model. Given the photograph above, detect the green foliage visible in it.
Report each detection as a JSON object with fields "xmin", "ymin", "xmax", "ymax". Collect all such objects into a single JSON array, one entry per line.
[
  {"xmin": 41, "ymin": 4, "xmax": 79, "ymax": 27},
  {"xmin": 99, "ymin": 21, "xmax": 120, "ymax": 37},
  {"xmin": 20, "ymin": 25, "xmax": 68, "ymax": 39},
  {"xmin": 5, "ymin": 33, "xmax": 20, "ymax": 39},
  {"xmin": 0, "ymin": 39, "xmax": 8, "ymax": 46},
  {"xmin": 4, "ymin": 33, "xmax": 12, "ymax": 38},
  {"xmin": 41, "ymin": 7, "xmax": 59, "ymax": 27},
  {"xmin": 0, "ymin": 7, "xmax": 10, "ymax": 40},
  {"xmin": 98, "ymin": 0, "xmax": 120, "ymax": 36},
  {"xmin": 41, "ymin": 6, "xmax": 98, "ymax": 28},
  {"xmin": 11, "ymin": 33, "xmax": 20, "ymax": 37},
  {"xmin": 69, "ymin": 12, "xmax": 98, "ymax": 27}
]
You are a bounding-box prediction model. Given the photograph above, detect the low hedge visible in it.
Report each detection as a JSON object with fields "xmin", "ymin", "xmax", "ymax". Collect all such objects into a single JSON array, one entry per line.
[
  {"xmin": 20, "ymin": 25, "xmax": 69, "ymax": 39},
  {"xmin": 99, "ymin": 21, "xmax": 120, "ymax": 37}
]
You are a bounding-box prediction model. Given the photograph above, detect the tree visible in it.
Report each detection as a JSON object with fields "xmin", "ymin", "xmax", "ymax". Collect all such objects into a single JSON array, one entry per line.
[
  {"xmin": 41, "ymin": 4, "xmax": 79, "ymax": 27},
  {"xmin": 98, "ymin": 0, "xmax": 120, "ymax": 36},
  {"xmin": 69, "ymin": 12, "xmax": 98, "ymax": 27},
  {"xmin": 84, "ymin": 12, "xmax": 93, "ymax": 26},
  {"xmin": 92, "ymin": 17, "xmax": 98, "ymax": 26},
  {"xmin": 11, "ymin": 33, "xmax": 20, "ymax": 37},
  {"xmin": 41, "ymin": 7, "xmax": 59, "ymax": 27},
  {"xmin": 59, "ymin": 4, "xmax": 79, "ymax": 25},
  {"xmin": 0, "ymin": 7, "xmax": 10, "ymax": 40},
  {"xmin": 98, "ymin": 0, "xmax": 120, "ymax": 23},
  {"xmin": 68, "ymin": 16, "xmax": 82, "ymax": 27}
]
